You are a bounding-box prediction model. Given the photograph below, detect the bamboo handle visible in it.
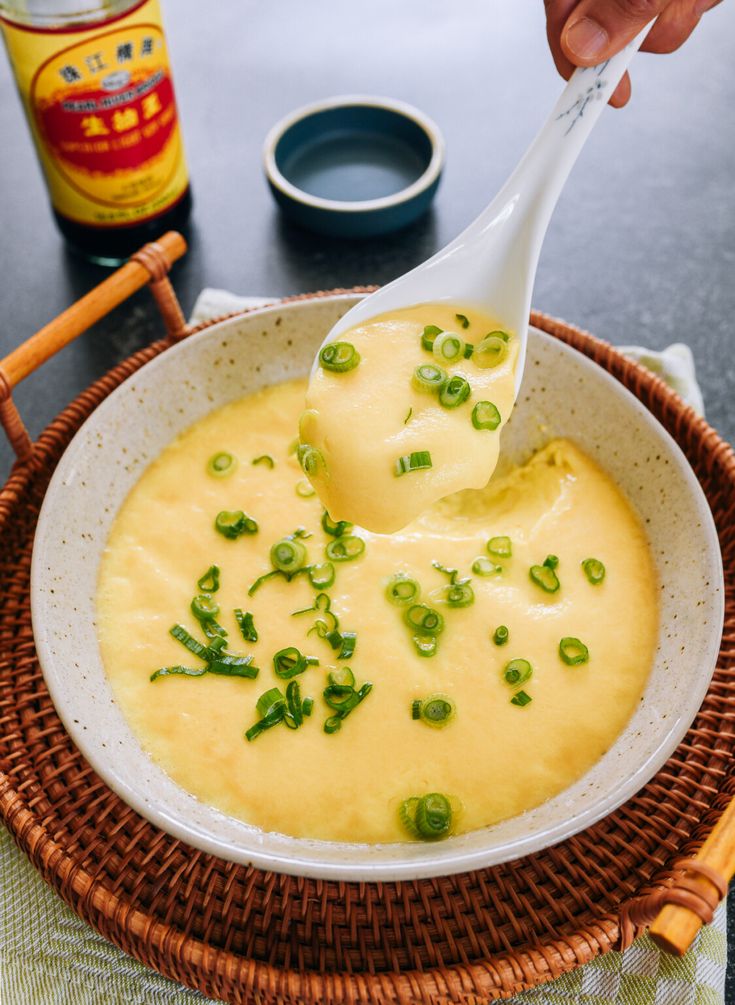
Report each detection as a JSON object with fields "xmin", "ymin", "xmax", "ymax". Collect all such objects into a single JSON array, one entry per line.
[
  {"xmin": 649, "ymin": 796, "xmax": 735, "ymax": 955},
  {"xmin": 0, "ymin": 231, "xmax": 186, "ymax": 389}
]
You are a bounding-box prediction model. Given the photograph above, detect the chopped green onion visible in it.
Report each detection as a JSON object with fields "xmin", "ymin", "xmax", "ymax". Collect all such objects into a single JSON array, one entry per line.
[
  {"xmin": 322, "ymin": 510, "xmax": 353, "ymax": 538},
  {"xmin": 582, "ymin": 558, "xmax": 606, "ymax": 585},
  {"xmin": 413, "ymin": 635, "xmax": 438, "ymax": 657},
  {"xmin": 273, "ymin": 646, "xmax": 318, "ymax": 679},
  {"xmin": 455, "ymin": 313, "xmax": 470, "ymax": 330},
  {"xmin": 405, "ymin": 604, "xmax": 444, "ymax": 636},
  {"xmin": 395, "ymin": 450, "xmax": 433, "ymax": 477},
  {"xmin": 245, "ymin": 683, "xmax": 313, "ymax": 741},
  {"xmin": 295, "ymin": 479, "xmax": 316, "ymax": 498},
  {"xmin": 503, "ymin": 658, "xmax": 533, "ymax": 686},
  {"xmin": 463, "ymin": 342, "xmax": 474, "ymax": 359},
  {"xmin": 325, "ymin": 534, "xmax": 365, "ymax": 562},
  {"xmin": 433, "ymin": 332, "xmax": 464, "ymax": 363},
  {"xmin": 297, "ymin": 444, "xmax": 326, "ymax": 478},
  {"xmin": 472, "ymin": 401, "xmax": 501, "ymax": 431},
  {"xmin": 271, "ymin": 537, "xmax": 307, "ymax": 574},
  {"xmin": 197, "ymin": 565, "xmax": 220, "ymax": 592},
  {"xmin": 247, "ymin": 569, "xmax": 283, "ymax": 596},
  {"xmin": 337, "ymin": 631, "xmax": 357, "ymax": 660},
  {"xmin": 421, "ymin": 324, "xmax": 443, "ymax": 351},
  {"xmin": 234, "ymin": 609, "xmax": 258, "ymax": 642},
  {"xmin": 413, "ymin": 363, "xmax": 447, "ymax": 394},
  {"xmin": 439, "ymin": 375, "xmax": 471, "ymax": 410},
  {"xmin": 215, "ymin": 510, "xmax": 258, "ymax": 539},
  {"xmin": 252, "ymin": 455, "xmax": 274, "ymax": 468},
  {"xmin": 207, "ymin": 451, "xmax": 237, "ymax": 478},
  {"xmin": 472, "ymin": 557, "xmax": 501, "ymax": 576},
  {"xmin": 404, "ymin": 407, "xmax": 413, "ymax": 424},
  {"xmin": 543, "ymin": 554, "xmax": 559, "ymax": 570},
  {"xmin": 191, "ymin": 594, "xmax": 220, "ymax": 622},
  {"xmin": 559, "ymin": 636, "xmax": 590, "ymax": 666},
  {"xmin": 493, "ymin": 625, "xmax": 509, "ymax": 646},
  {"xmin": 153, "ymin": 624, "xmax": 259, "ymax": 681},
  {"xmin": 386, "ymin": 574, "xmax": 421, "ymax": 605},
  {"xmin": 411, "ymin": 699, "xmax": 422, "ymax": 720},
  {"xmin": 510, "ymin": 690, "xmax": 532, "ymax": 707},
  {"xmin": 322, "ymin": 671, "xmax": 372, "ymax": 733},
  {"xmin": 529, "ymin": 564, "xmax": 560, "ymax": 593},
  {"xmin": 308, "ymin": 562, "xmax": 335, "ymax": 589},
  {"xmin": 413, "ymin": 694, "xmax": 456, "ymax": 728},
  {"xmin": 487, "ymin": 536, "xmax": 512, "ymax": 558},
  {"xmin": 400, "ymin": 793, "xmax": 453, "ymax": 841},
  {"xmin": 473, "ymin": 334, "xmax": 509, "ymax": 369},
  {"xmin": 319, "ymin": 341, "xmax": 361, "ymax": 373},
  {"xmin": 441, "ymin": 582, "xmax": 475, "ymax": 608}
]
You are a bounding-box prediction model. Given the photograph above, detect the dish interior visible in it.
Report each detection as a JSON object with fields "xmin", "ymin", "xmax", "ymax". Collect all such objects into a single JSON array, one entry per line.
[
  {"xmin": 31, "ymin": 295, "xmax": 724, "ymax": 880},
  {"xmin": 275, "ymin": 105, "xmax": 434, "ymax": 203}
]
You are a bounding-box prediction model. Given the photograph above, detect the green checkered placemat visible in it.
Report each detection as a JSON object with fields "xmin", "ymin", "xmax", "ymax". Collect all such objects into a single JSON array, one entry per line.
[{"xmin": 1, "ymin": 824, "xmax": 726, "ymax": 1004}]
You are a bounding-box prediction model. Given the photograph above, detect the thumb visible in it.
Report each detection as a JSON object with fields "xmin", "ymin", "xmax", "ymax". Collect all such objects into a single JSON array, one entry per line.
[{"xmin": 561, "ymin": 0, "xmax": 667, "ymax": 65}]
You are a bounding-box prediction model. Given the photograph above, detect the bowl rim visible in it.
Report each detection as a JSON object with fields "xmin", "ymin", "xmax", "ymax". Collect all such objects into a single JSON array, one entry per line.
[
  {"xmin": 30, "ymin": 295, "xmax": 724, "ymax": 881},
  {"xmin": 262, "ymin": 94, "xmax": 445, "ymax": 214}
]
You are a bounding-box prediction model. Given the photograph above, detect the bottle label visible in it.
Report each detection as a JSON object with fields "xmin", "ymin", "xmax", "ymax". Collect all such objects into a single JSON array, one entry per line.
[{"xmin": 1, "ymin": 0, "xmax": 189, "ymax": 227}]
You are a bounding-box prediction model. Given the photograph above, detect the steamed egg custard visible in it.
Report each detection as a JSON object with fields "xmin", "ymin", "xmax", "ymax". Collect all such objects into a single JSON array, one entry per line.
[
  {"xmin": 97, "ymin": 376, "xmax": 659, "ymax": 844},
  {"xmin": 300, "ymin": 304, "xmax": 519, "ymax": 533}
]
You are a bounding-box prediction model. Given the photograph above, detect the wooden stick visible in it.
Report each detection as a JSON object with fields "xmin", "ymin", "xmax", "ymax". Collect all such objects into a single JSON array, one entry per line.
[
  {"xmin": 649, "ymin": 796, "xmax": 735, "ymax": 955},
  {"xmin": 0, "ymin": 231, "xmax": 186, "ymax": 389}
]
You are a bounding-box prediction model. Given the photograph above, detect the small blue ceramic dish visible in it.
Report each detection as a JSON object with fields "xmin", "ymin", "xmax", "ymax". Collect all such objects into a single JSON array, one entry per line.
[{"xmin": 263, "ymin": 95, "xmax": 445, "ymax": 238}]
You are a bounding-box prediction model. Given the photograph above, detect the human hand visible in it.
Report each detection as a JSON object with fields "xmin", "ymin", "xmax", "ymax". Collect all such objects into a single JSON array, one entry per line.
[{"xmin": 544, "ymin": 0, "xmax": 724, "ymax": 107}]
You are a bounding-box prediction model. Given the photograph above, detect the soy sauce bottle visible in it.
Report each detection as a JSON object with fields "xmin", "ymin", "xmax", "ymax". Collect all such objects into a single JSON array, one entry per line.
[{"xmin": 0, "ymin": 0, "xmax": 191, "ymax": 264}]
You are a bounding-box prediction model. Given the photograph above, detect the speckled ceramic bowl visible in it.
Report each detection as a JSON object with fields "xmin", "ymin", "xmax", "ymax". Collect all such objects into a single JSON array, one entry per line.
[{"xmin": 31, "ymin": 295, "xmax": 724, "ymax": 881}]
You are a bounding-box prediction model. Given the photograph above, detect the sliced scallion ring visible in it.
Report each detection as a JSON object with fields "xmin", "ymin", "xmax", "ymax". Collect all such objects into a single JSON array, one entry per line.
[
  {"xmin": 405, "ymin": 603, "xmax": 444, "ymax": 637},
  {"xmin": 413, "ymin": 363, "xmax": 447, "ymax": 394},
  {"xmin": 472, "ymin": 401, "xmax": 501, "ymax": 430},
  {"xmin": 529, "ymin": 564, "xmax": 560, "ymax": 593},
  {"xmin": 455, "ymin": 313, "xmax": 470, "ymax": 330},
  {"xmin": 472, "ymin": 556, "xmax": 501, "ymax": 576},
  {"xmin": 503, "ymin": 658, "xmax": 533, "ymax": 686},
  {"xmin": 215, "ymin": 510, "xmax": 258, "ymax": 539},
  {"xmin": 308, "ymin": 562, "xmax": 335, "ymax": 589},
  {"xmin": 421, "ymin": 324, "xmax": 443, "ymax": 352},
  {"xmin": 413, "ymin": 635, "xmax": 438, "ymax": 657},
  {"xmin": 386, "ymin": 574, "xmax": 421, "ymax": 605},
  {"xmin": 413, "ymin": 694, "xmax": 456, "ymax": 728},
  {"xmin": 319, "ymin": 341, "xmax": 361, "ymax": 373},
  {"xmin": 295, "ymin": 479, "xmax": 316, "ymax": 498},
  {"xmin": 487, "ymin": 536, "xmax": 512, "ymax": 558},
  {"xmin": 322, "ymin": 510, "xmax": 353, "ymax": 538},
  {"xmin": 297, "ymin": 444, "xmax": 326, "ymax": 478},
  {"xmin": 325, "ymin": 534, "xmax": 365, "ymax": 562},
  {"xmin": 473, "ymin": 334, "xmax": 509, "ymax": 369},
  {"xmin": 432, "ymin": 332, "xmax": 464, "ymax": 363},
  {"xmin": 400, "ymin": 792, "xmax": 453, "ymax": 841},
  {"xmin": 582, "ymin": 558, "xmax": 606, "ymax": 585},
  {"xmin": 197, "ymin": 565, "xmax": 220, "ymax": 593},
  {"xmin": 439, "ymin": 375, "xmax": 471, "ymax": 410},
  {"xmin": 559, "ymin": 636, "xmax": 590, "ymax": 666},
  {"xmin": 207, "ymin": 451, "xmax": 237, "ymax": 478},
  {"xmin": 493, "ymin": 625, "xmax": 509, "ymax": 646},
  {"xmin": 270, "ymin": 537, "xmax": 307, "ymax": 574}
]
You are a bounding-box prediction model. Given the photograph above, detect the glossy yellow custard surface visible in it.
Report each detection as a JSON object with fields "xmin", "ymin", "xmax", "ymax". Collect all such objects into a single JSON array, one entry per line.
[
  {"xmin": 301, "ymin": 304, "xmax": 519, "ymax": 533},
  {"xmin": 97, "ymin": 377, "xmax": 658, "ymax": 843}
]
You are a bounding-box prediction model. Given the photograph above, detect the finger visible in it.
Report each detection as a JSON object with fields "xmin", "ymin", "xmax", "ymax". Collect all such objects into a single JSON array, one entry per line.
[
  {"xmin": 608, "ymin": 70, "xmax": 632, "ymax": 106},
  {"xmin": 561, "ymin": 0, "xmax": 670, "ymax": 66},
  {"xmin": 544, "ymin": 0, "xmax": 582, "ymax": 81},
  {"xmin": 640, "ymin": 0, "xmax": 720, "ymax": 53}
]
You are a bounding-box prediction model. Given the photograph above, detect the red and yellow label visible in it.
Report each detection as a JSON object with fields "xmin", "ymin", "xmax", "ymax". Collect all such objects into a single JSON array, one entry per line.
[{"xmin": 1, "ymin": 0, "xmax": 188, "ymax": 227}]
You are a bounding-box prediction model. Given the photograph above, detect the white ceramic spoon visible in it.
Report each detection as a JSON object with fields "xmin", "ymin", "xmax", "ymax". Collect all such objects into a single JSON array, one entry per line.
[{"xmin": 317, "ymin": 24, "xmax": 652, "ymax": 395}]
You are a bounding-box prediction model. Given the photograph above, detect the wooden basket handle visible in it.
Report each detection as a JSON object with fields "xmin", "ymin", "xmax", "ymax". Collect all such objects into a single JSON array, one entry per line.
[
  {"xmin": 0, "ymin": 231, "xmax": 187, "ymax": 461},
  {"xmin": 618, "ymin": 795, "xmax": 733, "ymax": 956}
]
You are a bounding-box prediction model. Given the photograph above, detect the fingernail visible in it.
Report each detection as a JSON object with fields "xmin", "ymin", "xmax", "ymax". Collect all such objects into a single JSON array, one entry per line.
[{"xmin": 565, "ymin": 17, "xmax": 609, "ymax": 61}]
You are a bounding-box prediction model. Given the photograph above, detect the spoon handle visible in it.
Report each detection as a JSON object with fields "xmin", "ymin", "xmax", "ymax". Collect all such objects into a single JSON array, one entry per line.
[{"xmin": 502, "ymin": 21, "xmax": 655, "ymax": 241}]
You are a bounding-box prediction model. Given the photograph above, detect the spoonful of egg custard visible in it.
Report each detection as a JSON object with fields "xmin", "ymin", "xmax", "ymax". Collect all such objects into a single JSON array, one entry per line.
[
  {"xmin": 298, "ymin": 30, "xmax": 652, "ymax": 532},
  {"xmin": 300, "ymin": 305, "xmax": 517, "ymax": 533}
]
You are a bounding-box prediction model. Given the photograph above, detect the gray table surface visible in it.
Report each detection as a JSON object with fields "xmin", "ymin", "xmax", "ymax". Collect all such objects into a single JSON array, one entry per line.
[{"xmin": 1, "ymin": 0, "xmax": 733, "ymax": 998}]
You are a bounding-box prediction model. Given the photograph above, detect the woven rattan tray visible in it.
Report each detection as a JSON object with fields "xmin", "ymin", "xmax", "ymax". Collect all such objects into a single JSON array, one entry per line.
[{"xmin": 1, "ymin": 235, "xmax": 733, "ymax": 1003}]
